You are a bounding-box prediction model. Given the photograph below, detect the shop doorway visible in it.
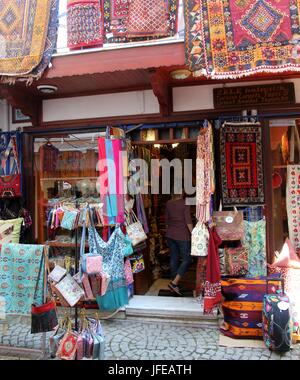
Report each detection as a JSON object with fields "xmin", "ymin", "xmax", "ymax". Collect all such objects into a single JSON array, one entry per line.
[{"xmin": 131, "ymin": 141, "xmax": 198, "ymax": 298}]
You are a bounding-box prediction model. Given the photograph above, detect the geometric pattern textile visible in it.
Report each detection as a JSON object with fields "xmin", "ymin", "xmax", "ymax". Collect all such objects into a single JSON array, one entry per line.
[
  {"xmin": 220, "ymin": 122, "xmax": 265, "ymax": 205},
  {"xmin": 0, "ymin": 243, "xmax": 45, "ymax": 315},
  {"xmin": 0, "ymin": 0, "xmax": 52, "ymax": 77},
  {"xmin": 67, "ymin": 0, "xmax": 104, "ymax": 49},
  {"xmin": 184, "ymin": 0, "xmax": 300, "ymax": 79},
  {"xmin": 23, "ymin": 0, "xmax": 59, "ymax": 81},
  {"xmin": 126, "ymin": 0, "xmax": 169, "ymax": 38},
  {"xmin": 103, "ymin": 0, "xmax": 178, "ymax": 43}
]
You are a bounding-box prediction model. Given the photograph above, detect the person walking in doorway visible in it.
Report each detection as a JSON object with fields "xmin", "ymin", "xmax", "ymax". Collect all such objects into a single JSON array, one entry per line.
[{"xmin": 165, "ymin": 193, "xmax": 193, "ymax": 296}]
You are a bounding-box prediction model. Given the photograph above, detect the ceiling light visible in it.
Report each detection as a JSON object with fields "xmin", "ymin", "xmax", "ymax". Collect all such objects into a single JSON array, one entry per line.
[
  {"xmin": 170, "ymin": 69, "xmax": 192, "ymax": 80},
  {"xmin": 37, "ymin": 85, "xmax": 58, "ymax": 94}
]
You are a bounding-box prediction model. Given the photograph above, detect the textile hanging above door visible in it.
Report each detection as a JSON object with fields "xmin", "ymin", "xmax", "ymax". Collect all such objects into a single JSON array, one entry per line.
[
  {"xmin": 103, "ymin": 0, "xmax": 178, "ymax": 43},
  {"xmin": 67, "ymin": 0, "xmax": 104, "ymax": 49},
  {"xmin": 184, "ymin": 0, "xmax": 300, "ymax": 79},
  {"xmin": 0, "ymin": 244, "xmax": 45, "ymax": 315},
  {"xmin": 20, "ymin": 0, "xmax": 59, "ymax": 82},
  {"xmin": 0, "ymin": 1, "xmax": 53, "ymax": 80},
  {"xmin": 125, "ymin": 0, "xmax": 169, "ymax": 38},
  {"xmin": 220, "ymin": 122, "xmax": 265, "ymax": 205}
]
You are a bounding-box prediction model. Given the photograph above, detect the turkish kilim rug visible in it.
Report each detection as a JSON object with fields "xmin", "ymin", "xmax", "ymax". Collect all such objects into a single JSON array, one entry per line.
[
  {"xmin": 67, "ymin": 0, "xmax": 104, "ymax": 49},
  {"xmin": 220, "ymin": 122, "xmax": 265, "ymax": 205},
  {"xmin": 184, "ymin": 0, "xmax": 300, "ymax": 78},
  {"xmin": 103, "ymin": 0, "xmax": 178, "ymax": 43},
  {"xmin": 0, "ymin": 1, "xmax": 52, "ymax": 77}
]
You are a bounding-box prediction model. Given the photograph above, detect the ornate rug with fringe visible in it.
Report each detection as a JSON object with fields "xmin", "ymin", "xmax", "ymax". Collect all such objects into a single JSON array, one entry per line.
[
  {"xmin": 0, "ymin": 0, "xmax": 53, "ymax": 79},
  {"xmin": 184, "ymin": 0, "xmax": 300, "ymax": 78}
]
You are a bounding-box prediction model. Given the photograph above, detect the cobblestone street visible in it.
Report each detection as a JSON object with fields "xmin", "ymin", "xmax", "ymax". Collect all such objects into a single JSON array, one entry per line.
[{"xmin": 0, "ymin": 319, "xmax": 300, "ymax": 360}]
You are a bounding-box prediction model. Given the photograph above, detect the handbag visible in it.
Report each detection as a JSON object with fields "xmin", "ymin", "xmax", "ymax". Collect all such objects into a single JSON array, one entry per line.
[
  {"xmin": 81, "ymin": 208, "xmax": 103, "ymax": 276},
  {"xmin": 49, "ymin": 325, "xmax": 66, "ymax": 358},
  {"xmin": 56, "ymin": 330, "xmax": 78, "ymax": 360},
  {"xmin": 124, "ymin": 258, "xmax": 134, "ymax": 285},
  {"xmin": 225, "ymin": 246, "xmax": 249, "ymax": 276},
  {"xmin": 48, "ymin": 265, "xmax": 67, "ymax": 283},
  {"xmin": 125, "ymin": 210, "xmax": 147, "ymax": 247},
  {"xmin": 0, "ymin": 135, "xmax": 22, "ymax": 198},
  {"xmin": 129, "ymin": 254, "xmax": 145, "ymax": 274},
  {"xmin": 61, "ymin": 209, "xmax": 79, "ymax": 231},
  {"xmin": 31, "ymin": 248, "xmax": 58, "ymax": 334},
  {"xmin": 213, "ymin": 204, "xmax": 244, "ymax": 241},
  {"xmin": 54, "ymin": 274, "xmax": 85, "ymax": 307},
  {"xmin": 191, "ymin": 221, "xmax": 209, "ymax": 257}
]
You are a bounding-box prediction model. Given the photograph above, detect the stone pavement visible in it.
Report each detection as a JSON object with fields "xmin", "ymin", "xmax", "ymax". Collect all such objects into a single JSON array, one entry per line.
[{"xmin": 0, "ymin": 319, "xmax": 300, "ymax": 360}]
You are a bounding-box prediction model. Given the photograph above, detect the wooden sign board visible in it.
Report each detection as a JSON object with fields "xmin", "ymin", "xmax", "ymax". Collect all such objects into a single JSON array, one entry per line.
[{"xmin": 213, "ymin": 83, "xmax": 295, "ymax": 109}]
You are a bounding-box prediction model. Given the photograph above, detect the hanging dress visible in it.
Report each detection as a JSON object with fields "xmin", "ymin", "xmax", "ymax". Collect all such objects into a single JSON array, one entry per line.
[{"xmin": 88, "ymin": 226, "xmax": 132, "ymax": 311}]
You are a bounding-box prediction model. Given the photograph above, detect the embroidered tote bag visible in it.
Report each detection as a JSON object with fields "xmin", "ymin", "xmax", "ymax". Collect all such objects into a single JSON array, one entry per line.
[
  {"xmin": 125, "ymin": 210, "xmax": 147, "ymax": 247},
  {"xmin": 0, "ymin": 135, "xmax": 22, "ymax": 198},
  {"xmin": 225, "ymin": 246, "xmax": 249, "ymax": 276},
  {"xmin": 56, "ymin": 331, "xmax": 78, "ymax": 360},
  {"xmin": 287, "ymin": 125, "xmax": 300, "ymax": 250},
  {"xmin": 213, "ymin": 206, "xmax": 244, "ymax": 241},
  {"xmin": 191, "ymin": 222, "xmax": 209, "ymax": 257},
  {"xmin": 31, "ymin": 249, "xmax": 58, "ymax": 334},
  {"xmin": 61, "ymin": 210, "xmax": 79, "ymax": 231},
  {"xmin": 54, "ymin": 274, "xmax": 85, "ymax": 307},
  {"xmin": 81, "ymin": 208, "xmax": 103, "ymax": 276},
  {"xmin": 129, "ymin": 254, "xmax": 145, "ymax": 274}
]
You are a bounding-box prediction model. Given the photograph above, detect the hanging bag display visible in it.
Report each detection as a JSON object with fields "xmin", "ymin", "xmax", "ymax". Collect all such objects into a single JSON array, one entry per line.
[
  {"xmin": 286, "ymin": 124, "xmax": 300, "ymax": 250},
  {"xmin": 80, "ymin": 208, "xmax": 103, "ymax": 276},
  {"xmin": 125, "ymin": 210, "xmax": 147, "ymax": 247},
  {"xmin": 212, "ymin": 204, "xmax": 244, "ymax": 241},
  {"xmin": 56, "ymin": 319, "xmax": 78, "ymax": 361},
  {"xmin": 0, "ymin": 135, "xmax": 22, "ymax": 198},
  {"xmin": 31, "ymin": 248, "xmax": 58, "ymax": 334}
]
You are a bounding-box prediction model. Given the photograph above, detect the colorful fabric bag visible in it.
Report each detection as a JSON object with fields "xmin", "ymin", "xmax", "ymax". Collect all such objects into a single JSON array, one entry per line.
[
  {"xmin": 129, "ymin": 254, "xmax": 145, "ymax": 274},
  {"xmin": 225, "ymin": 246, "xmax": 249, "ymax": 277},
  {"xmin": 213, "ymin": 206, "xmax": 244, "ymax": 241},
  {"xmin": 0, "ymin": 135, "xmax": 22, "ymax": 198},
  {"xmin": 125, "ymin": 210, "xmax": 147, "ymax": 247},
  {"xmin": 56, "ymin": 331, "xmax": 78, "ymax": 360},
  {"xmin": 124, "ymin": 258, "xmax": 134, "ymax": 285},
  {"xmin": 81, "ymin": 208, "xmax": 103, "ymax": 276},
  {"xmin": 191, "ymin": 222, "xmax": 209, "ymax": 257},
  {"xmin": 61, "ymin": 210, "xmax": 78, "ymax": 231},
  {"xmin": 54, "ymin": 274, "xmax": 84, "ymax": 307},
  {"xmin": 31, "ymin": 249, "xmax": 58, "ymax": 334}
]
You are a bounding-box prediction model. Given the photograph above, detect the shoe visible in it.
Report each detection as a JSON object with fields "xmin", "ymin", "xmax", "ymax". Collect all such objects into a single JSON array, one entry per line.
[{"xmin": 168, "ymin": 282, "xmax": 183, "ymax": 296}]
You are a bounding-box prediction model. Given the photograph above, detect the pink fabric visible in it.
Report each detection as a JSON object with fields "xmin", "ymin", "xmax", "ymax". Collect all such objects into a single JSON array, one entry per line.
[
  {"xmin": 98, "ymin": 138, "xmax": 109, "ymax": 226},
  {"xmin": 112, "ymin": 139, "xmax": 125, "ymax": 224},
  {"xmin": 272, "ymin": 238, "xmax": 300, "ymax": 269},
  {"xmin": 228, "ymin": 0, "xmax": 292, "ymax": 46}
]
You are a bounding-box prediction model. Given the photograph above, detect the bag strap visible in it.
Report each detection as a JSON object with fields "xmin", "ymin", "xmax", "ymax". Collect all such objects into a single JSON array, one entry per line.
[
  {"xmin": 33, "ymin": 247, "xmax": 46, "ymax": 304},
  {"xmin": 87, "ymin": 206, "xmax": 101, "ymax": 254}
]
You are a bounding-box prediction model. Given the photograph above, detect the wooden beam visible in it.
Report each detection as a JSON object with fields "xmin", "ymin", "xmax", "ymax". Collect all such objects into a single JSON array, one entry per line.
[
  {"xmin": 150, "ymin": 70, "xmax": 171, "ymax": 116},
  {"xmin": 0, "ymin": 86, "xmax": 41, "ymax": 126}
]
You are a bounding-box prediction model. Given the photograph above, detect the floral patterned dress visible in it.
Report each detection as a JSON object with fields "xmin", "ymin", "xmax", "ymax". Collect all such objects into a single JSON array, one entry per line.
[{"xmin": 88, "ymin": 226, "xmax": 132, "ymax": 311}]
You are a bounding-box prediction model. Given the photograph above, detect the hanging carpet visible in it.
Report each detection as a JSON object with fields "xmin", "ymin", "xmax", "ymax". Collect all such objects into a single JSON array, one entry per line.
[
  {"xmin": 0, "ymin": 0, "xmax": 53, "ymax": 81},
  {"xmin": 67, "ymin": 0, "xmax": 104, "ymax": 49},
  {"xmin": 220, "ymin": 122, "xmax": 265, "ymax": 205},
  {"xmin": 103, "ymin": 0, "xmax": 178, "ymax": 43},
  {"xmin": 184, "ymin": 0, "xmax": 300, "ymax": 78}
]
